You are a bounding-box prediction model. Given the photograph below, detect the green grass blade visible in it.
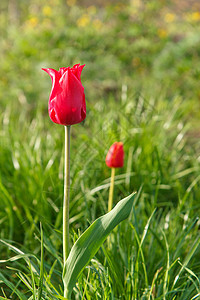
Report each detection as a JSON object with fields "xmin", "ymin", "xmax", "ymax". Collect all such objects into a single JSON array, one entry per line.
[
  {"xmin": 191, "ymin": 293, "xmax": 200, "ymax": 300},
  {"xmin": 63, "ymin": 192, "xmax": 136, "ymax": 298},
  {"xmin": 173, "ymin": 217, "xmax": 199, "ymax": 260},
  {"xmin": 17, "ymin": 272, "xmax": 33, "ymax": 291},
  {"xmin": 0, "ymin": 273, "xmax": 27, "ymax": 300},
  {"xmin": 172, "ymin": 235, "xmax": 200, "ymax": 289},
  {"xmin": 38, "ymin": 223, "xmax": 44, "ymax": 300},
  {"xmin": 102, "ymin": 245, "xmax": 124, "ymax": 294},
  {"xmin": 148, "ymin": 267, "xmax": 163, "ymax": 300},
  {"xmin": 0, "ymin": 239, "xmax": 39, "ymax": 274},
  {"xmin": 162, "ymin": 231, "xmax": 170, "ymax": 300},
  {"xmin": 28, "ymin": 259, "xmax": 36, "ymax": 300},
  {"xmin": 130, "ymin": 209, "xmax": 155, "ymax": 298}
]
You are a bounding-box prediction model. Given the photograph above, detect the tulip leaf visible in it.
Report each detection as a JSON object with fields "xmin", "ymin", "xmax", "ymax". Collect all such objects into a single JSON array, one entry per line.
[{"xmin": 63, "ymin": 192, "xmax": 136, "ymax": 298}]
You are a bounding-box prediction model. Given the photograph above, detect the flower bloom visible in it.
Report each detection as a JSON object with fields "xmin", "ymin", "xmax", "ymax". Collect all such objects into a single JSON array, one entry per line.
[
  {"xmin": 42, "ymin": 64, "xmax": 86, "ymax": 126},
  {"xmin": 106, "ymin": 142, "xmax": 124, "ymax": 168}
]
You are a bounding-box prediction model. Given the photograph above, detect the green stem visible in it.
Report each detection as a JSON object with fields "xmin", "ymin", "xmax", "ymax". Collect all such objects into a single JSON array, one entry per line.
[
  {"xmin": 63, "ymin": 125, "xmax": 71, "ymax": 298},
  {"xmin": 108, "ymin": 167, "xmax": 115, "ymax": 212}
]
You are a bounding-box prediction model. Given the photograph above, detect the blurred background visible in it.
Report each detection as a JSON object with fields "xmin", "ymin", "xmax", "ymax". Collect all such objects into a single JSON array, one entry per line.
[{"xmin": 1, "ymin": 0, "xmax": 200, "ymax": 107}]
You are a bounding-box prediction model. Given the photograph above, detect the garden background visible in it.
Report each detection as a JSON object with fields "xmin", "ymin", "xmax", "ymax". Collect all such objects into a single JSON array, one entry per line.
[{"xmin": 1, "ymin": 0, "xmax": 200, "ymax": 298}]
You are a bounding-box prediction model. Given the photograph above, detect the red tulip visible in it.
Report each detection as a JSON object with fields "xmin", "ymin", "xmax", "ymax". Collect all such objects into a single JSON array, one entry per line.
[
  {"xmin": 42, "ymin": 64, "xmax": 86, "ymax": 126},
  {"xmin": 106, "ymin": 142, "xmax": 124, "ymax": 168}
]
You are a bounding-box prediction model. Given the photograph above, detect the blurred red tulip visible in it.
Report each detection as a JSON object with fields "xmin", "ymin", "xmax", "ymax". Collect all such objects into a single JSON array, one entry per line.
[
  {"xmin": 42, "ymin": 64, "xmax": 86, "ymax": 126},
  {"xmin": 106, "ymin": 142, "xmax": 124, "ymax": 168}
]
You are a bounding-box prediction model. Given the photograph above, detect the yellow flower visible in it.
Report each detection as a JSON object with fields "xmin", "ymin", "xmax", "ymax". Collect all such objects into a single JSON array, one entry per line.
[
  {"xmin": 164, "ymin": 13, "xmax": 176, "ymax": 23},
  {"xmin": 157, "ymin": 28, "xmax": 168, "ymax": 39},
  {"xmin": 184, "ymin": 11, "xmax": 200, "ymax": 22},
  {"xmin": 77, "ymin": 15, "xmax": 90, "ymax": 27},
  {"xmin": 191, "ymin": 11, "xmax": 200, "ymax": 21},
  {"xmin": 42, "ymin": 6, "xmax": 52, "ymax": 17},
  {"xmin": 27, "ymin": 17, "xmax": 38, "ymax": 28}
]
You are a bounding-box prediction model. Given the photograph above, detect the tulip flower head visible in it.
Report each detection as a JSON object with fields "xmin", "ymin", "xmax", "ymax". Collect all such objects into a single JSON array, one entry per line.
[
  {"xmin": 42, "ymin": 64, "xmax": 86, "ymax": 126},
  {"xmin": 106, "ymin": 142, "xmax": 124, "ymax": 168}
]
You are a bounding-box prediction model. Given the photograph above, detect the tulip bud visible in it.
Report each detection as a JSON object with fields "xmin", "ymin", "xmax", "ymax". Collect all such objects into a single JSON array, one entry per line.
[{"xmin": 106, "ymin": 142, "xmax": 124, "ymax": 168}]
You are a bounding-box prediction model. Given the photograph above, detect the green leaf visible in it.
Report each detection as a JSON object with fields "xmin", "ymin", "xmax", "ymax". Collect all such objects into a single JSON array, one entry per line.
[{"xmin": 63, "ymin": 192, "xmax": 136, "ymax": 298}]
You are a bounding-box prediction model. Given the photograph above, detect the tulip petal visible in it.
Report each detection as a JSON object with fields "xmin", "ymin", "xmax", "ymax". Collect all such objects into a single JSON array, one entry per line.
[
  {"xmin": 54, "ymin": 69, "xmax": 85, "ymax": 125},
  {"xmin": 81, "ymin": 93, "xmax": 86, "ymax": 121},
  {"xmin": 59, "ymin": 67, "xmax": 69, "ymax": 76},
  {"xmin": 71, "ymin": 64, "xmax": 85, "ymax": 81},
  {"xmin": 42, "ymin": 68, "xmax": 62, "ymax": 102},
  {"xmin": 42, "ymin": 68, "xmax": 59, "ymax": 82}
]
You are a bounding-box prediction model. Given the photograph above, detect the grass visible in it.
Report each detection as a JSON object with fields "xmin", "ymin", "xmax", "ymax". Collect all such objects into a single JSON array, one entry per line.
[{"xmin": 1, "ymin": 0, "xmax": 200, "ymax": 299}]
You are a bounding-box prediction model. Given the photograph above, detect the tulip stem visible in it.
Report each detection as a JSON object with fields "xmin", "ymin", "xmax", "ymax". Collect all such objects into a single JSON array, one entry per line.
[
  {"xmin": 108, "ymin": 167, "xmax": 115, "ymax": 212},
  {"xmin": 63, "ymin": 125, "xmax": 70, "ymax": 298}
]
